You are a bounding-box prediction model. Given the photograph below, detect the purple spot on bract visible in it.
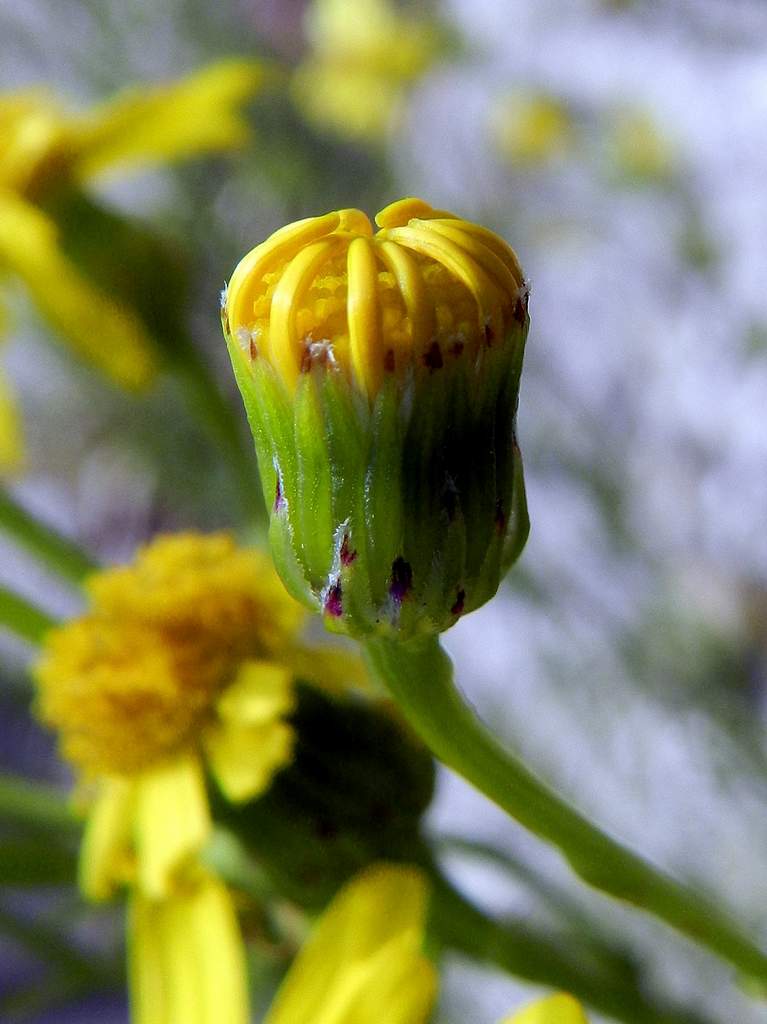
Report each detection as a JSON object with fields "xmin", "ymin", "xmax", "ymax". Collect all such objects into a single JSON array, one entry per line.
[
  {"xmin": 384, "ymin": 348, "xmax": 395, "ymax": 372},
  {"xmin": 449, "ymin": 340, "xmax": 464, "ymax": 357},
  {"xmin": 389, "ymin": 557, "xmax": 413, "ymax": 602},
  {"xmin": 340, "ymin": 532, "xmax": 357, "ymax": 566},
  {"xmin": 451, "ymin": 588, "xmax": 466, "ymax": 616},
  {"xmin": 324, "ymin": 581, "xmax": 343, "ymax": 617},
  {"xmin": 484, "ymin": 322, "xmax": 495, "ymax": 345},
  {"xmin": 423, "ymin": 341, "xmax": 443, "ymax": 371},
  {"xmin": 249, "ymin": 338, "xmax": 258, "ymax": 360},
  {"xmin": 274, "ymin": 476, "xmax": 285, "ymax": 512}
]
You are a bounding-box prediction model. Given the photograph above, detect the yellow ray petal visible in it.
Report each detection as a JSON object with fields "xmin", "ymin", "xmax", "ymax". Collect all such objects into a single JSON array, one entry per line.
[
  {"xmin": 68, "ymin": 60, "xmax": 267, "ymax": 181},
  {"xmin": 79, "ymin": 777, "xmax": 137, "ymax": 901},
  {"xmin": 0, "ymin": 192, "xmax": 157, "ymax": 389},
  {"xmin": 502, "ymin": 993, "xmax": 589, "ymax": 1024},
  {"xmin": 205, "ymin": 718, "xmax": 294, "ymax": 803},
  {"xmin": 134, "ymin": 754, "xmax": 210, "ymax": 899},
  {"xmin": 265, "ymin": 863, "xmax": 436, "ymax": 1024},
  {"xmin": 129, "ymin": 874, "xmax": 249, "ymax": 1024},
  {"xmin": 216, "ymin": 660, "xmax": 295, "ymax": 726},
  {"xmin": 284, "ymin": 644, "xmax": 371, "ymax": 695}
]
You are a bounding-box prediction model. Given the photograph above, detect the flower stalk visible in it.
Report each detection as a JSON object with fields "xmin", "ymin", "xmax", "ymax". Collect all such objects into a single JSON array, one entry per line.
[
  {"xmin": 0, "ymin": 487, "xmax": 97, "ymax": 585},
  {"xmin": 0, "ymin": 585, "xmax": 57, "ymax": 645},
  {"xmin": 364, "ymin": 633, "xmax": 767, "ymax": 984}
]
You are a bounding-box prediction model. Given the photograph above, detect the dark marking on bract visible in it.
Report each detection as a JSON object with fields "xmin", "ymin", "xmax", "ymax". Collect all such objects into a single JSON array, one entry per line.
[
  {"xmin": 451, "ymin": 588, "xmax": 466, "ymax": 616},
  {"xmin": 340, "ymin": 532, "xmax": 357, "ymax": 566},
  {"xmin": 513, "ymin": 296, "xmax": 526, "ymax": 326},
  {"xmin": 389, "ymin": 557, "xmax": 413, "ymax": 602},
  {"xmin": 449, "ymin": 339, "xmax": 464, "ymax": 357},
  {"xmin": 442, "ymin": 477, "xmax": 459, "ymax": 522},
  {"xmin": 324, "ymin": 581, "xmax": 343, "ymax": 618},
  {"xmin": 384, "ymin": 348, "xmax": 395, "ymax": 373},
  {"xmin": 249, "ymin": 338, "xmax": 258, "ymax": 360},
  {"xmin": 423, "ymin": 341, "xmax": 443, "ymax": 371},
  {"xmin": 494, "ymin": 499, "xmax": 506, "ymax": 534},
  {"xmin": 484, "ymin": 322, "xmax": 495, "ymax": 345}
]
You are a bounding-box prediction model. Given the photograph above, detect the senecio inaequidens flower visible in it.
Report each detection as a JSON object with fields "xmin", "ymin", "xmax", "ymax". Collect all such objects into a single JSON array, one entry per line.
[{"xmin": 222, "ymin": 197, "xmax": 530, "ymax": 639}]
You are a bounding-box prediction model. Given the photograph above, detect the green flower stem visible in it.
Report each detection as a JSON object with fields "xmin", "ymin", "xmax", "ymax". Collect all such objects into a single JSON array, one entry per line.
[
  {"xmin": 0, "ymin": 488, "xmax": 96, "ymax": 585},
  {"xmin": 429, "ymin": 871, "xmax": 714, "ymax": 1024},
  {"xmin": 0, "ymin": 586, "xmax": 58, "ymax": 645},
  {"xmin": 169, "ymin": 335, "xmax": 265, "ymax": 524},
  {"xmin": 365, "ymin": 634, "xmax": 767, "ymax": 983},
  {"xmin": 0, "ymin": 774, "xmax": 78, "ymax": 832}
]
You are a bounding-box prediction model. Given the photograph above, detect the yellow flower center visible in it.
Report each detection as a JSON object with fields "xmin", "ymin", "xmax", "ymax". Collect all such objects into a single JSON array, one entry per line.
[
  {"xmin": 224, "ymin": 197, "xmax": 528, "ymax": 399},
  {"xmin": 35, "ymin": 533, "xmax": 304, "ymax": 776}
]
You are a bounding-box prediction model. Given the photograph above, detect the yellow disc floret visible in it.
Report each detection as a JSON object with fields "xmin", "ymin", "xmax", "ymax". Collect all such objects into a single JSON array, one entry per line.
[
  {"xmin": 224, "ymin": 197, "xmax": 528, "ymax": 400},
  {"xmin": 35, "ymin": 532, "xmax": 304, "ymax": 776}
]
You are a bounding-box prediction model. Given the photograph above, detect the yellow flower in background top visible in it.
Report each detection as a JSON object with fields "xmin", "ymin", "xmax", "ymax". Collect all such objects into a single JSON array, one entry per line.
[
  {"xmin": 0, "ymin": 61, "xmax": 265, "ymax": 474},
  {"xmin": 34, "ymin": 531, "xmax": 364, "ymax": 1024},
  {"xmin": 491, "ymin": 91, "xmax": 574, "ymax": 168},
  {"xmin": 292, "ymin": 0, "xmax": 442, "ymax": 142}
]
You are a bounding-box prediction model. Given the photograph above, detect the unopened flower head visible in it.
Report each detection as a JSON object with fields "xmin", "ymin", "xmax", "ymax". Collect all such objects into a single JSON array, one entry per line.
[{"xmin": 223, "ymin": 198, "xmax": 530, "ymax": 639}]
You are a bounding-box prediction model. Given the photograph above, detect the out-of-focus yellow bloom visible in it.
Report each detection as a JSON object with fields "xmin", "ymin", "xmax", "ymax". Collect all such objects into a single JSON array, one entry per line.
[
  {"xmin": 264, "ymin": 863, "xmax": 437, "ymax": 1024},
  {"xmin": 492, "ymin": 91, "xmax": 574, "ymax": 167},
  {"xmin": 35, "ymin": 531, "xmax": 362, "ymax": 1024},
  {"xmin": 501, "ymin": 993, "xmax": 589, "ymax": 1023},
  {"xmin": 0, "ymin": 62, "xmax": 265, "ymax": 470},
  {"xmin": 605, "ymin": 107, "xmax": 675, "ymax": 184},
  {"xmin": 292, "ymin": 0, "xmax": 440, "ymax": 142}
]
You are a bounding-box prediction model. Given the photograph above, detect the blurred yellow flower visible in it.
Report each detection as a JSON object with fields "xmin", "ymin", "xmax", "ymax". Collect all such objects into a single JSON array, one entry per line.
[
  {"xmin": 0, "ymin": 61, "xmax": 264, "ymax": 471},
  {"xmin": 502, "ymin": 993, "xmax": 589, "ymax": 1024},
  {"xmin": 35, "ymin": 531, "xmax": 363, "ymax": 1024},
  {"xmin": 264, "ymin": 863, "xmax": 437, "ymax": 1024},
  {"xmin": 492, "ymin": 91, "xmax": 574, "ymax": 167},
  {"xmin": 292, "ymin": 0, "xmax": 441, "ymax": 142},
  {"xmin": 605, "ymin": 107, "xmax": 676, "ymax": 184}
]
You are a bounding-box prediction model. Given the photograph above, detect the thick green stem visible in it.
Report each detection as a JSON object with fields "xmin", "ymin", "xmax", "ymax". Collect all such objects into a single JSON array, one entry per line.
[
  {"xmin": 0, "ymin": 587, "xmax": 58, "ymax": 645},
  {"xmin": 0, "ymin": 488, "xmax": 96, "ymax": 585},
  {"xmin": 429, "ymin": 872, "xmax": 715, "ymax": 1024},
  {"xmin": 365, "ymin": 635, "xmax": 767, "ymax": 983}
]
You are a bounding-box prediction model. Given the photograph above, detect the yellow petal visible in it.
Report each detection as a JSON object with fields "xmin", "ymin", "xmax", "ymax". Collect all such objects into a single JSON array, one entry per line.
[
  {"xmin": 128, "ymin": 874, "xmax": 249, "ymax": 1024},
  {"xmin": 502, "ymin": 993, "xmax": 589, "ymax": 1024},
  {"xmin": 204, "ymin": 718, "xmax": 294, "ymax": 803},
  {"xmin": 68, "ymin": 60, "xmax": 267, "ymax": 181},
  {"xmin": 0, "ymin": 359, "xmax": 23, "ymax": 475},
  {"xmin": 134, "ymin": 754, "xmax": 211, "ymax": 900},
  {"xmin": 78, "ymin": 777, "xmax": 137, "ymax": 901},
  {"xmin": 0, "ymin": 192, "xmax": 157, "ymax": 389},
  {"xmin": 216, "ymin": 660, "xmax": 295, "ymax": 726},
  {"xmin": 265, "ymin": 863, "xmax": 436, "ymax": 1024}
]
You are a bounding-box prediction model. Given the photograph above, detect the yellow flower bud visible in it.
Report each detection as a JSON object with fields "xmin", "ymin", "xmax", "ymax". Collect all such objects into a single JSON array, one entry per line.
[{"xmin": 223, "ymin": 199, "xmax": 530, "ymax": 638}]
